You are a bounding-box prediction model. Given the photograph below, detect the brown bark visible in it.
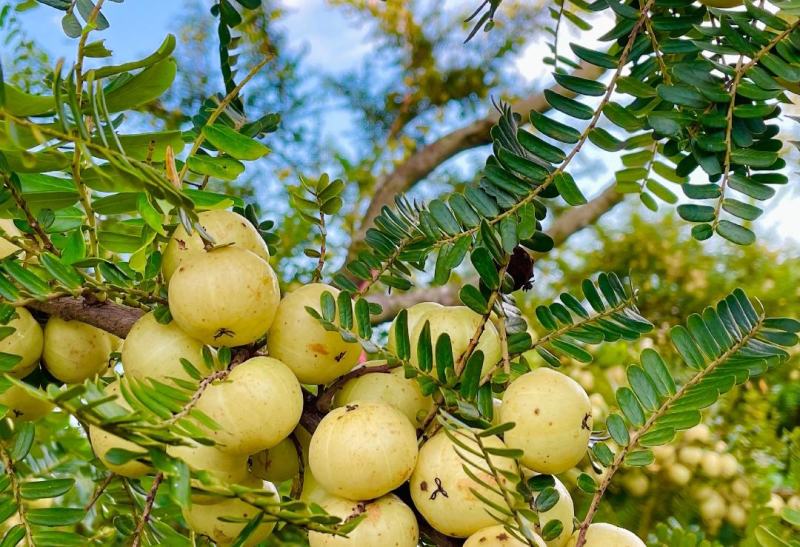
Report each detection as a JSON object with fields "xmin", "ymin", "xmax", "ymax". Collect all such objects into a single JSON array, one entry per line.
[{"xmin": 27, "ymin": 296, "xmax": 144, "ymax": 339}]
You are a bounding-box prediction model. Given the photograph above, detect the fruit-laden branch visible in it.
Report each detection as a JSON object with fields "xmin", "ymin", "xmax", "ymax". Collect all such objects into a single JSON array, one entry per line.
[
  {"xmin": 347, "ymin": 61, "xmax": 607, "ymax": 261},
  {"xmin": 367, "ymin": 183, "xmax": 623, "ymax": 322}
]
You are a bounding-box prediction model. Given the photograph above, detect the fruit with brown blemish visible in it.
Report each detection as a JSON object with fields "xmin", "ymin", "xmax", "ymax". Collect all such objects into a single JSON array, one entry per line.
[
  {"xmin": 162, "ymin": 209, "xmax": 269, "ymax": 281},
  {"xmin": 121, "ymin": 311, "xmax": 206, "ymax": 382},
  {"xmin": 0, "ymin": 307, "xmax": 43, "ymax": 379},
  {"xmin": 308, "ymin": 494, "xmax": 419, "ymax": 547},
  {"xmin": 168, "ymin": 246, "xmax": 280, "ymax": 346},
  {"xmin": 566, "ymin": 523, "xmax": 645, "ymax": 547},
  {"xmin": 410, "ymin": 431, "xmax": 517, "ymax": 537},
  {"xmin": 500, "ymin": 368, "xmax": 592, "ymax": 474},
  {"xmin": 464, "ymin": 524, "xmax": 546, "ymax": 546},
  {"xmin": 195, "ymin": 356, "xmax": 303, "ymax": 455},
  {"xmin": 43, "ymin": 316, "xmax": 120, "ymax": 383},
  {"xmin": 0, "ymin": 378, "xmax": 53, "ymax": 421},
  {"xmin": 309, "ymin": 401, "xmax": 418, "ymax": 500},
  {"xmin": 266, "ymin": 283, "xmax": 361, "ymax": 384}
]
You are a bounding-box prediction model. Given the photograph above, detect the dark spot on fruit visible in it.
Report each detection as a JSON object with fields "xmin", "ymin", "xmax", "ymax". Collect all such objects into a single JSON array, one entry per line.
[
  {"xmin": 534, "ymin": 408, "xmax": 540, "ymax": 415},
  {"xmin": 420, "ymin": 481, "xmax": 428, "ymax": 492},
  {"xmin": 334, "ymin": 351, "xmax": 346, "ymax": 362},
  {"xmin": 309, "ymin": 343, "xmax": 328, "ymax": 355},
  {"xmin": 479, "ymin": 539, "xmax": 487, "ymax": 543},
  {"xmin": 496, "ymin": 532, "xmax": 509, "ymax": 541},
  {"xmin": 429, "ymin": 477, "xmax": 448, "ymax": 500},
  {"xmin": 345, "ymin": 404, "xmax": 359, "ymax": 412},
  {"xmin": 214, "ymin": 328, "xmax": 235, "ymax": 339},
  {"xmin": 177, "ymin": 239, "xmax": 187, "ymax": 250},
  {"xmin": 582, "ymin": 412, "xmax": 591, "ymax": 430}
]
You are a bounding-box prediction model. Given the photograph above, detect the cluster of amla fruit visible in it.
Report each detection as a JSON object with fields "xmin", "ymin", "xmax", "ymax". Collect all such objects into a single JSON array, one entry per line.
[{"xmin": 0, "ymin": 211, "xmax": 643, "ymax": 546}]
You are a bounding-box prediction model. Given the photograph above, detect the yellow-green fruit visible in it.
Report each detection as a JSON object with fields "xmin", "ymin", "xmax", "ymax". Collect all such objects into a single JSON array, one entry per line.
[
  {"xmin": 387, "ymin": 302, "xmax": 443, "ymax": 354},
  {"xmin": 267, "ymin": 283, "xmax": 361, "ymax": 384},
  {"xmin": 162, "ymin": 209, "xmax": 269, "ymax": 281},
  {"xmin": 251, "ymin": 437, "xmax": 300, "ymax": 483},
  {"xmin": 169, "ymin": 246, "xmax": 280, "ymax": 346},
  {"xmin": 700, "ymin": 451, "xmax": 721, "ymax": 477},
  {"xmin": 183, "ymin": 479, "xmax": 277, "ymax": 546},
  {"xmin": 727, "ymin": 504, "xmax": 747, "ymax": 527},
  {"xmin": 667, "ymin": 463, "xmax": 692, "ymax": 486},
  {"xmin": 0, "ymin": 219, "xmax": 22, "ymax": 259},
  {"xmin": 465, "ymin": 525, "xmax": 545, "ymax": 547},
  {"xmin": 567, "ymin": 523, "xmax": 645, "ymax": 547},
  {"xmin": 168, "ymin": 441, "xmax": 249, "ymax": 486},
  {"xmin": 0, "ymin": 308, "xmax": 43, "ymax": 379},
  {"xmin": 623, "ymin": 472, "xmax": 650, "ymax": 497},
  {"xmin": 698, "ymin": 0, "xmax": 743, "ymax": 8},
  {"xmin": 333, "ymin": 361, "xmax": 432, "ymax": 426},
  {"xmin": 410, "ymin": 306, "xmax": 501, "ymax": 377},
  {"xmin": 500, "ymin": 368, "xmax": 592, "ymax": 473},
  {"xmin": 699, "ymin": 492, "xmax": 727, "ymax": 521},
  {"xmin": 679, "ymin": 446, "xmax": 703, "ymax": 467},
  {"xmin": 196, "ymin": 356, "xmax": 302, "ymax": 455},
  {"xmin": 309, "ymin": 402, "xmax": 417, "ymax": 500},
  {"xmin": 540, "ymin": 477, "xmax": 575, "ymax": 547},
  {"xmin": 122, "ymin": 312, "xmax": 206, "ymax": 383},
  {"xmin": 719, "ymin": 453, "xmax": 738, "ymax": 478},
  {"xmin": 43, "ymin": 317, "xmax": 118, "ymax": 383},
  {"xmin": 89, "ymin": 381, "xmax": 149, "ymax": 478},
  {"xmin": 0, "ymin": 381, "xmax": 53, "ymax": 421},
  {"xmin": 308, "ymin": 494, "xmax": 418, "ymax": 547},
  {"xmin": 410, "ymin": 431, "xmax": 517, "ymax": 538}
]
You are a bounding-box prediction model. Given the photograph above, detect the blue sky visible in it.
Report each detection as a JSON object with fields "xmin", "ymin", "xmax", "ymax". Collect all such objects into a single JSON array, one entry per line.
[{"xmin": 7, "ymin": 0, "xmax": 800, "ymax": 247}]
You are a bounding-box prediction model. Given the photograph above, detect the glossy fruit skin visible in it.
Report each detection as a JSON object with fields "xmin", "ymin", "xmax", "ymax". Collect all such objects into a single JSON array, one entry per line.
[
  {"xmin": 410, "ymin": 431, "xmax": 517, "ymax": 538},
  {"xmin": 121, "ymin": 312, "xmax": 206, "ymax": 383},
  {"xmin": 168, "ymin": 246, "xmax": 280, "ymax": 347},
  {"xmin": 333, "ymin": 360, "xmax": 433, "ymax": 426},
  {"xmin": 699, "ymin": 0, "xmax": 743, "ymax": 7},
  {"xmin": 251, "ymin": 437, "xmax": 300, "ymax": 483},
  {"xmin": 267, "ymin": 283, "xmax": 361, "ymax": 384},
  {"xmin": 409, "ymin": 306, "xmax": 501, "ymax": 377},
  {"xmin": 183, "ymin": 478, "xmax": 277, "ymax": 546},
  {"xmin": 0, "ymin": 308, "xmax": 43, "ymax": 379},
  {"xmin": 539, "ymin": 477, "xmax": 574, "ymax": 547},
  {"xmin": 308, "ymin": 494, "xmax": 419, "ymax": 547},
  {"xmin": 162, "ymin": 209, "xmax": 269, "ymax": 281},
  {"xmin": 167, "ymin": 442, "xmax": 249, "ymax": 489},
  {"xmin": 43, "ymin": 317, "xmax": 119, "ymax": 383},
  {"xmin": 465, "ymin": 525, "xmax": 545, "ymax": 547},
  {"xmin": 387, "ymin": 302, "xmax": 443, "ymax": 354},
  {"xmin": 500, "ymin": 368, "xmax": 592, "ymax": 474},
  {"xmin": 566, "ymin": 523, "xmax": 645, "ymax": 547},
  {"xmin": 309, "ymin": 402, "xmax": 418, "ymax": 500},
  {"xmin": 0, "ymin": 381, "xmax": 53, "ymax": 421},
  {"xmin": 196, "ymin": 356, "xmax": 302, "ymax": 455},
  {"xmin": 89, "ymin": 380, "xmax": 149, "ymax": 478}
]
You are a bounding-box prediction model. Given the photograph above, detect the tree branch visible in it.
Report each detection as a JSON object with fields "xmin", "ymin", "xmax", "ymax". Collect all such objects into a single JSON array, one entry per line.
[
  {"xmin": 26, "ymin": 296, "xmax": 144, "ymax": 338},
  {"xmin": 348, "ymin": 61, "xmax": 606, "ymax": 261}
]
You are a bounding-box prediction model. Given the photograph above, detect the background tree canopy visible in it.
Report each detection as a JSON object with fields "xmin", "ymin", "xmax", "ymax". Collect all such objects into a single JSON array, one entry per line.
[{"xmin": 0, "ymin": 0, "xmax": 797, "ymax": 546}]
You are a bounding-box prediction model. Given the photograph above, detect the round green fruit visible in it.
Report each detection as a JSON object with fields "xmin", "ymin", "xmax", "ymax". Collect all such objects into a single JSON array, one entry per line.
[
  {"xmin": 168, "ymin": 246, "xmax": 280, "ymax": 346},
  {"xmin": 162, "ymin": 209, "xmax": 269, "ymax": 281},
  {"xmin": 410, "ymin": 431, "xmax": 517, "ymax": 538},
  {"xmin": 409, "ymin": 306, "xmax": 501, "ymax": 377},
  {"xmin": 195, "ymin": 356, "xmax": 302, "ymax": 455},
  {"xmin": 333, "ymin": 360, "xmax": 432, "ymax": 426},
  {"xmin": 309, "ymin": 401, "xmax": 418, "ymax": 500},
  {"xmin": 43, "ymin": 317, "xmax": 119, "ymax": 383},
  {"xmin": 0, "ymin": 381, "xmax": 53, "ymax": 422},
  {"xmin": 251, "ymin": 437, "xmax": 300, "ymax": 483},
  {"xmin": 267, "ymin": 283, "xmax": 361, "ymax": 384},
  {"xmin": 308, "ymin": 494, "xmax": 419, "ymax": 547},
  {"xmin": 567, "ymin": 523, "xmax": 645, "ymax": 547},
  {"xmin": 387, "ymin": 301, "xmax": 443, "ymax": 354},
  {"xmin": 121, "ymin": 312, "xmax": 206, "ymax": 383},
  {"xmin": 500, "ymin": 368, "xmax": 591, "ymax": 474},
  {"xmin": 465, "ymin": 525, "xmax": 545, "ymax": 547},
  {"xmin": 0, "ymin": 308, "xmax": 43, "ymax": 379}
]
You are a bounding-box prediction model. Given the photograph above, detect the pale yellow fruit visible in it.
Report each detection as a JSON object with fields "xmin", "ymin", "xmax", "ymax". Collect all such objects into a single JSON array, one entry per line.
[
  {"xmin": 787, "ymin": 495, "xmax": 800, "ymax": 510},
  {"xmin": 251, "ymin": 437, "xmax": 300, "ymax": 483},
  {"xmin": 196, "ymin": 356, "xmax": 302, "ymax": 455},
  {"xmin": 567, "ymin": 523, "xmax": 645, "ymax": 547},
  {"xmin": 683, "ymin": 424, "xmax": 711, "ymax": 444},
  {"xmin": 678, "ymin": 446, "xmax": 703, "ymax": 467},
  {"xmin": 540, "ymin": 477, "xmax": 575, "ymax": 547},
  {"xmin": 727, "ymin": 504, "xmax": 747, "ymax": 527},
  {"xmin": 168, "ymin": 441, "xmax": 249, "ymax": 485},
  {"xmin": 700, "ymin": 451, "xmax": 721, "ymax": 477},
  {"xmin": 652, "ymin": 444, "xmax": 676, "ymax": 466},
  {"xmin": 0, "ymin": 308, "xmax": 43, "ymax": 379},
  {"xmin": 700, "ymin": 492, "xmax": 727, "ymax": 521},
  {"xmin": 333, "ymin": 361, "xmax": 432, "ymax": 426},
  {"xmin": 667, "ymin": 463, "xmax": 692, "ymax": 486},
  {"xmin": 309, "ymin": 494, "xmax": 419, "ymax": 547},
  {"xmin": 410, "ymin": 431, "xmax": 517, "ymax": 538},
  {"xmin": 89, "ymin": 381, "xmax": 149, "ymax": 478},
  {"xmin": 500, "ymin": 368, "xmax": 592, "ymax": 473},
  {"xmin": 169, "ymin": 247, "xmax": 279, "ymax": 347},
  {"xmin": 719, "ymin": 453, "xmax": 738, "ymax": 478},
  {"xmin": 122, "ymin": 312, "xmax": 206, "ymax": 383},
  {"xmin": 623, "ymin": 472, "xmax": 650, "ymax": 497},
  {"xmin": 43, "ymin": 317, "xmax": 118, "ymax": 383},
  {"xmin": 183, "ymin": 479, "xmax": 278, "ymax": 546},
  {"xmin": 699, "ymin": 0, "xmax": 743, "ymax": 8},
  {"xmin": 410, "ymin": 306, "xmax": 501, "ymax": 377},
  {"xmin": 731, "ymin": 478, "xmax": 750, "ymax": 499},
  {"xmin": 465, "ymin": 525, "xmax": 545, "ymax": 547},
  {"xmin": 387, "ymin": 301, "xmax": 443, "ymax": 354},
  {"xmin": 267, "ymin": 283, "xmax": 361, "ymax": 384},
  {"xmin": 0, "ymin": 219, "xmax": 22, "ymax": 259},
  {"xmin": 162, "ymin": 209, "xmax": 269, "ymax": 281},
  {"xmin": 0, "ymin": 382, "xmax": 53, "ymax": 421},
  {"xmin": 766, "ymin": 493, "xmax": 785, "ymax": 513},
  {"xmin": 309, "ymin": 402, "xmax": 417, "ymax": 500}
]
